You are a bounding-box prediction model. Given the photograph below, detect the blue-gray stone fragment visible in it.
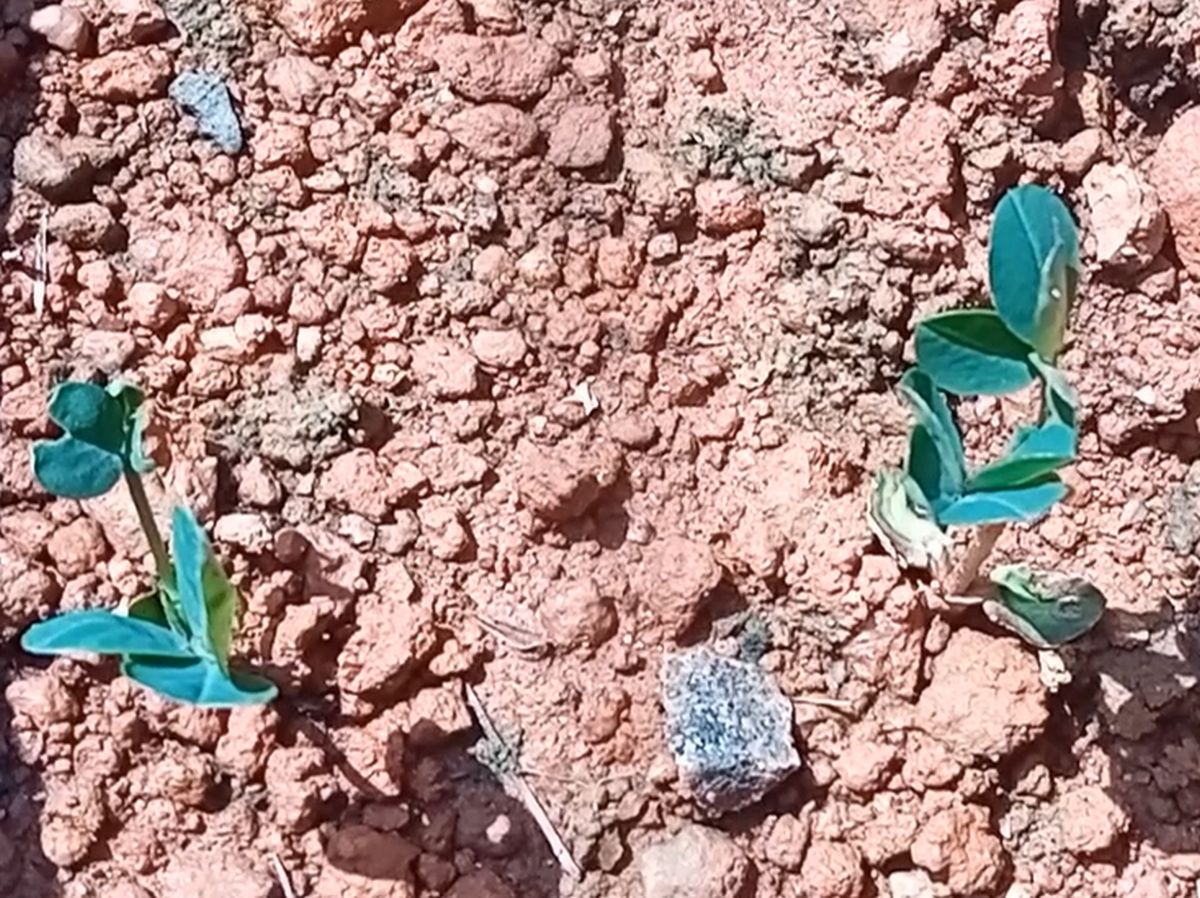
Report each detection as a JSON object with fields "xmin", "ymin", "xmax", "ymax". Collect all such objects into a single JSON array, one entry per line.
[
  {"xmin": 169, "ymin": 70, "xmax": 242, "ymax": 154},
  {"xmin": 661, "ymin": 647, "xmax": 800, "ymax": 813}
]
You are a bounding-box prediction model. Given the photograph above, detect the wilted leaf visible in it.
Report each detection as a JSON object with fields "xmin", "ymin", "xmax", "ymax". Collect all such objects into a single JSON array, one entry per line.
[
  {"xmin": 983, "ymin": 564, "xmax": 1105, "ymax": 648},
  {"xmin": 867, "ymin": 468, "xmax": 952, "ymax": 571}
]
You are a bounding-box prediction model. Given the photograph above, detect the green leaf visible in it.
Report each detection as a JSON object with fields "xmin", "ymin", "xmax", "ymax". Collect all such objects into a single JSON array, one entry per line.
[
  {"xmin": 967, "ymin": 419, "xmax": 1076, "ymax": 490},
  {"xmin": 1031, "ymin": 356, "xmax": 1078, "ymax": 431},
  {"xmin": 48, "ymin": 382, "xmax": 126, "ymax": 451},
  {"xmin": 169, "ymin": 506, "xmax": 238, "ymax": 670},
  {"xmin": 31, "ymin": 380, "xmax": 153, "ymax": 498},
  {"xmin": 937, "ymin": 476, "xmax": 1066, "ymax": 526},
  {"xmin": 31, "ymin": 437, "xmax": 123, "ymax": 499},
  {"xmin": 122, "ymin": 656, "xmax": 277, "ymax": 707},
  {"xmin": 898, "ymin": 370, "xmax": 965, "ymax": 491},
  {"xmin": 988, "ymin": 184, "xmax": 1080, "ymax": 361},
  {"xmin": 137, "ymin": 578, "xmax": 192, "ymax": 641},
  {"xmin": 21, "ymin": 610, "xmax": 193, "ymax": 658},
  {"xmin": 983, "ymin": 564, "xmax": 1105, "ymax": 648},
  {"xmin": 106, "ymin": 382, "xmax": 154, "ymax": 474},
  {"xmin": 867, "ymin": 468, "xmax": 952, "ymax": 571},
  {"xmin": 915, "ymin": 310, "xmax": 1038, "ymax": 396},
  {"xmin": 120, "ymin": 397, "xmax": 155, "ymax": 475},
  {"xmin": 967, "ymin": 358, "xmax": 1080, "ymax": 491},
  {"xmin": 170, "ymin": 506, "xmax": 213, "ymax": 650},
  {"xmin": 907, "ymin": 425, "xmax": 960, "ymax": 512},
  {"xmin": 203, "ymin": 554, "xmax": 237, "ymax": 671}
]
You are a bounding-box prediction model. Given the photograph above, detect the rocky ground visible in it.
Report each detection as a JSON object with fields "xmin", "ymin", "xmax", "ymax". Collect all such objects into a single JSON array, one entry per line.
[{"xmin": 1, "ymin": 0, "xmax": 1200, "ymax": 895}]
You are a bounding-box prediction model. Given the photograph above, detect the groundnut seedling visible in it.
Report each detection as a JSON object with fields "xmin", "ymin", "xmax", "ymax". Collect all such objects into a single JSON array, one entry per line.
[
  {"xmin": 869, "ymin": 184, "xmax": 1105, "ymax": 648},
  {"xmin": 23, "ymin": 380, "xmax": 276, "ymax": 706}
]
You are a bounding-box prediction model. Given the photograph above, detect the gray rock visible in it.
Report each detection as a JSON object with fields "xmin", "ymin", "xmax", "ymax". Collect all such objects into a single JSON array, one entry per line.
[
  {"xmin": 1167, "ymin": 461, "xmax": 1200, "ymax": 555},
  {"xmin": 661, "ymin": 647, "xmax": 800, "ymax": 812},
  {"xmin": 169, "ymin": 70, "xmax": 242, "ymax": 153}
]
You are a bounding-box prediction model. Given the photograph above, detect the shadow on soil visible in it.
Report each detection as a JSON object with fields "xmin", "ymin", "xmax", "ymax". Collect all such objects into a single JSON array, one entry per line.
[
  {"xmin": 303, "ymin": 715, "xmax": 564, "ymax": 898},
  {"xmin": 0, "ymin": 38, "xmax": 40, "ymax": 248},
  {"xmin": 1022, "ymin": 603, "xmax": 1200, "ymax": 861},
  {"xmin": 0, "ymin": 672, "xmax": 59, "ymax": 898},
  {"xmin": 0, "ymin": 37, "xmax": 59, "ymax": 898}
]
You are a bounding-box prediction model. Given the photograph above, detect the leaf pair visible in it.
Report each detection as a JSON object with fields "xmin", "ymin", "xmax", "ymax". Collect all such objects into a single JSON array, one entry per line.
[
  {"xmin": 22, "ymin": 507, "xmax": 276, "ymax": 707},
  {"xmin": 900, "ymin": 370, "xmax": 1072, "ymax": 528},
  {"xmin": 32, "ymin": 381, "xmax": 153, "ymax": 499},
  {"xmin": 915, "ymin": 185, "xmax": 1081, "ymax": 397}
]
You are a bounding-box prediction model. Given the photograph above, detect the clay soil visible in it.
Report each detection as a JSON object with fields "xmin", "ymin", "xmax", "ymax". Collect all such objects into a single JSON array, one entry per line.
[{"xmin": 2, "ymin": 0, "xmax": 1200, "ymax": 896}]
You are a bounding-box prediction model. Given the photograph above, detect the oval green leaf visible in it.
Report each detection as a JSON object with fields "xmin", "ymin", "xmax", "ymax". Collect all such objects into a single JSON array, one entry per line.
[
  {"xmin": 202, "ymin": 555, "xmax": 236, "ymax": 671},
  {"xmin": 967, "ymin": 419, "xmax": 1076, "ymax": 491},
  {"xmin": 1031, "ymin": 356, "xmax": 1078, "ymax": 431},
  {"xmin": 22, "ymin": 610, "xmax": 192, "ymax": 658},
  {"xmin": 169, "ymin": 506, "xmax": 238, "ymax": 669},
  {"xmin": 898, "ymin": 369, "xmax": 965, "ymax": 491},
  {"xmin": 988, "ymin": 184, "xmax": 1080, "ymax": 361},
  {"xmin": 915, "ymin": 310, "xmax": 1037, "ymax": 396},
  {"xmin": 33, "ymin": 380, "xmax": 153, "ymax": 498},
  {"xmin": 170, "ymin": 506, "xmax": 213, "ymax": 648},
  {"xmin": 937, "ymin": 476, "xmax": 1066, "ymax": 527},
  {"xmin": 32, "ymin": 437, "xmax": 123, "ymax": 499},
  {"xmin": 47, "ymin": 382, "xmax": 126, "ymax": 450},
  {"xmin": 983, "ymin": 564, "xmax": 1105, "ymax": 648},
  {"xmin": 109, "ymin": 382, "xmax": 154, "ymax": 474},
  {"xmin": 122, "ymin": 656, "xmax": 277, "ymax": 707},
  {"xmin": 907, "ymin": 425, "xmax": 961, "ymax": 513}
]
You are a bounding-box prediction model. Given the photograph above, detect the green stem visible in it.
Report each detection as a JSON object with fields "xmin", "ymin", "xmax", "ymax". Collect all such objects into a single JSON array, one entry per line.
[{"xmin": 125, "ymin": 470, "xmax": 168, "ymax": 580}]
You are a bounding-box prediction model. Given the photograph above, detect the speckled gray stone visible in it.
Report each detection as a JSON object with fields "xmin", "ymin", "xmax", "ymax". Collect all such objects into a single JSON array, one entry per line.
[
  {"xmin": 169, "ymin": 70, "xmax": 242, "ymax": 153},
  {"xmin": 661, "ymin": 647, "xmax": 801, "ymax": 812}
]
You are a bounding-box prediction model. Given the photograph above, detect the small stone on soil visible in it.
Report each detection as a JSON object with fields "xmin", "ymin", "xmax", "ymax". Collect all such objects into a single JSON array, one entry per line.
[
  {"xmin": 170, "ymin": 70, "xmax": 244, "ymax": 154},
  {"xmin": 661, "ymin": 647, "xmax": 801, "ymax": 812},
  {"xmin": 639, "ymin": 823, "xmax": 750, "ymax": 898}
]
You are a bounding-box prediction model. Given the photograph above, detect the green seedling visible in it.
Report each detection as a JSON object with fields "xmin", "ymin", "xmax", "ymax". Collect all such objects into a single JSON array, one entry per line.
[
  {"xmin": 22, "ymin": 380, "xmax": 276, "ymax": 707},
  {"xmin": 869, "ymin": 184, "xmax": 1104, "ymax": 647}
]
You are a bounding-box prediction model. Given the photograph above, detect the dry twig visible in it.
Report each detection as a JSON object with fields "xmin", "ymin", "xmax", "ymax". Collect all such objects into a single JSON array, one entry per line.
[
  {"xmin": 793, "ymin": 694, "xmax": 856, "ymax": 713},
  {"xmin": 269, "ymin": 854, "xmax": 298, "ymax": 898},
  {"xmin": 463, "ymin": 683, "xmax": 583, "ymax": 881},
  {"xmin": 33, "ymin": 211, "xmax": 48, "ymax": 317}
]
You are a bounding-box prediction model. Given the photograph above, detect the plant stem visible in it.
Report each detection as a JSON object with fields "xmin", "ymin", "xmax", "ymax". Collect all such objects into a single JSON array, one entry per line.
[
  {"xmin": 946, "ymin": 523, "xmax": 1005, "ymax": 598},
  {"xmin": 125, "ymin": 470, "xmax": 168, "ymax": 580}
]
